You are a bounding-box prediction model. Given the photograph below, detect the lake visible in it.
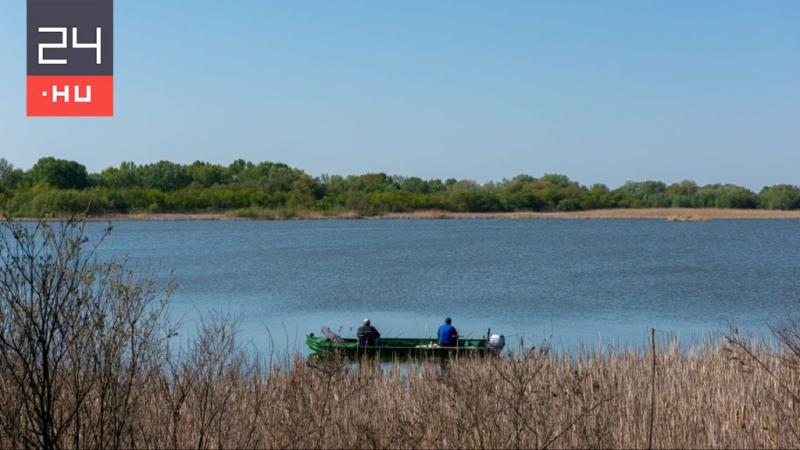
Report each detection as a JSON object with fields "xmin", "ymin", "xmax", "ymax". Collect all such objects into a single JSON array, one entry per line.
[{"xmin": 94, "ymin": 219, "xmax": 800, "ymax": 353}]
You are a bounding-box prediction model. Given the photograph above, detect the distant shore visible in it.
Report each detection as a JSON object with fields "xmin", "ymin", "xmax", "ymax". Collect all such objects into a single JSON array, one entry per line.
[
  {"xmin": 383, "ymin": 208, "xmax": 800, "ymax": 220},
  {"xmin": 13, "ymin": 208, "xmax": 800, "ymax": 222}
]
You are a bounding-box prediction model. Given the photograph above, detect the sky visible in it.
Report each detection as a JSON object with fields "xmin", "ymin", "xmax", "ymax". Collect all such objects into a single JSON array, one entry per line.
[{"xmin": 0, "ymin": 0, "xmax": 798, "ymax": 189}]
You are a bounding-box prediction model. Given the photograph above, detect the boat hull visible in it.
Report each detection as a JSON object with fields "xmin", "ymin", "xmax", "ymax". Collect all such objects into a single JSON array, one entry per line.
[{"xmin": 306, "ymin": 335, "xmax": 497, "ymax": 359}]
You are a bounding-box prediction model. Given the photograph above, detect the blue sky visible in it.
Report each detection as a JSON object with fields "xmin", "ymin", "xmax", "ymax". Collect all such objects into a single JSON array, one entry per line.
[{"xmin": 1, "ymin": 0, "xmax": 798, "ymax": 188}]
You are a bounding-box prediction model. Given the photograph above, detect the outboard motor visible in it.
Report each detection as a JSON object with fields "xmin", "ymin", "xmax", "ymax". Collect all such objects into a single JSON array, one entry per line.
[{"xmin": 488, "ymin": 334, "xmax": 505, "ymax": 353}]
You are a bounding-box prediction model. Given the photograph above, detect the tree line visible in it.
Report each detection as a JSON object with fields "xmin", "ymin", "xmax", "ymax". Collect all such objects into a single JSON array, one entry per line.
[{"xmin": 1, "ymin": 156, "xmax": 799, "ymax": 216}]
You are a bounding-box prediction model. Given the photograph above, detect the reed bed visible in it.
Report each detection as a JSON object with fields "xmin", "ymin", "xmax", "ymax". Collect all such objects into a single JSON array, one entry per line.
[{"xmin": 1, "ymin": 333, "xmax": 799, "ymax": 449}]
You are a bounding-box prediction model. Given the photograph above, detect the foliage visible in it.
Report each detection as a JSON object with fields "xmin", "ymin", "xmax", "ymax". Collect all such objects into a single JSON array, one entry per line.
[
  {"xmin": 1, "ymin": 157, "xmax": 798, "ymax": 216},
  {"xmin": 0, "ymin": 158, "xmax": 24, "ymax": 193},
  {"xmin": 0, "ymin": 217, "xmax": 170, "ymax": 449},
  {"xmin": 26, "ymin": 157, "xmax": 90, "ymax": 190},
  {"xmin": 759, "ymin": 185, "xmax": 800, "ymax": 210}
]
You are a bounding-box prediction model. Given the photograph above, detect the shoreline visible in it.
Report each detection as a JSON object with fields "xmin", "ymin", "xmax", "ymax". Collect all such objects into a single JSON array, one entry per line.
[{"xmin": 9, "ymin": 208, "xmax": 800, "ymax": 221}]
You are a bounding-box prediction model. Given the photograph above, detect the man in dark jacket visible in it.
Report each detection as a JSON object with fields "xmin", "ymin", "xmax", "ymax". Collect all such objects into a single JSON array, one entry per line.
[
  {"xmin": 438, "ymin": 317, "xmax": 459, "ymax": 347},
  {"xmin": 357, "ymin": 318, "xmax": 381, "ymax": 347}
]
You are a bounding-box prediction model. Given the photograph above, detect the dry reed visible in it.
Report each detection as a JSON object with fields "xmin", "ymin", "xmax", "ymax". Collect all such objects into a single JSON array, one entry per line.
[{"xmin": 1, "ymin": 330, "xmax": 799, "ymax": 448}]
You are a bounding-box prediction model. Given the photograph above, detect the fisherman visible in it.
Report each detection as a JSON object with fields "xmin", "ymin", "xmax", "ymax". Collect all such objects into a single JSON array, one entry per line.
[
  {"xmin": 357, "ymin": 318, "xmax": 381, "ymax": 347},
  {"xmin": 437, "ymin": 317, "xmax": 459, "ymax": 347}
]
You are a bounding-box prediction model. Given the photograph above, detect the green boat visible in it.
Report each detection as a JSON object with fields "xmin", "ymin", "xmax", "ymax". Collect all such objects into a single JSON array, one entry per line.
[{"xmin": 306, "ymin": 327, "xmax": 505, "ymax": 359}]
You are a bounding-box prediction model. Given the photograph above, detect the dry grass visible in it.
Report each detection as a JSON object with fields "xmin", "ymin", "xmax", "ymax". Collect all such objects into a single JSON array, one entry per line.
[
  {"xmin": 225, "ymin": 207, "xmax": 362, "ymax": 220},
  {"xmin": 379, "ymin": 208, "xmax": 800, "ymax": 221},
  {"xmin": 2, "ymin": 335, "xmax": 799, "ymax": 449},
  {"xmin": 11, "ymin": 208, "xmax": 800, "ymax": 222}
]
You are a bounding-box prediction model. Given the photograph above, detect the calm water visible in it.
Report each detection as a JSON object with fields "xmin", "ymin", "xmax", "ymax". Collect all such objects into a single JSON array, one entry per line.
[{"xmin": 93, "ymin": 219, "xmax": 800, "ymax": 353}]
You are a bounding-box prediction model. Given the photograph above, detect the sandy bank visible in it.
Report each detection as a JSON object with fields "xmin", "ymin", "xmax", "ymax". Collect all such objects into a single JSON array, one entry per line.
[
  {"xmin": 11, "ymin": 208, "xmax": 800, "ymax": 221},
  {"xmin": 378, "ymin": 208, "xmax": 800, "ymax": 221}
]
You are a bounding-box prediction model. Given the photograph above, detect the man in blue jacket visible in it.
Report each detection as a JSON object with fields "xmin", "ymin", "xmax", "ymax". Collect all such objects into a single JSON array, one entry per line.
[{"xmin": 437, "ymin": 317, "xmax": 459, "ymax": 347}]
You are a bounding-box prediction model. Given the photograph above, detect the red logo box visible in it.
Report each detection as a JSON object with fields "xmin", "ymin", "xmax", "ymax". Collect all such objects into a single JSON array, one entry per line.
[{"xmin": 27, "ymin": 75, "xmax": 113, "ymax": 117}]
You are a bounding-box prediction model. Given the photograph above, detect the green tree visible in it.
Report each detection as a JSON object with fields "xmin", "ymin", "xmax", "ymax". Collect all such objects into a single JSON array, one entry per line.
[
  {"xmin": 237, "ymin": 161, "xmax": 309, "ymax": 192},
  {"xmin": 759, "ymin": 185, "xmax": 800, "ymax": 210},
  {"xmin": 27, "ymin": 157, "xmax": 90, "ymax": 189},
  {"xmin": 99, "ymin": 161, "xmax": 141, "ymax": 189},
  {"xmin": 187, "ymin": 161, "xmax": 229, "ymax": 187},
  {"xmin": 0, "ymin": 159, "xmax": 24, "ymax": 192},
  {"xmin": 612, "ymin": 181, "xmax": 668, "ymax": 208},
  {"xmin": 398, "ymin": 176, "xmax": 430, "ymax": 194},
  {"xmin": 138, "ymin": 161, "xmax": 192, "ymax": 192},
  {"xmin": 695, "ymin": 184, "xmax": 758, "ymax": 208}
]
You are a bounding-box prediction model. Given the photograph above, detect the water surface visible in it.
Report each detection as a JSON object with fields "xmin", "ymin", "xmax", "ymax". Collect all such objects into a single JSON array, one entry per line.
[{"xmin": 93, "ymin": 219, "xmax": 800, "ymax": 352}]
